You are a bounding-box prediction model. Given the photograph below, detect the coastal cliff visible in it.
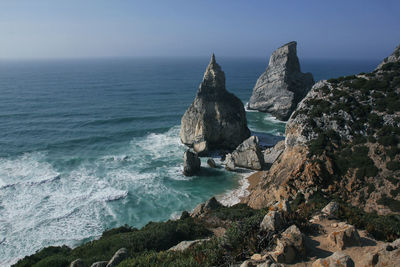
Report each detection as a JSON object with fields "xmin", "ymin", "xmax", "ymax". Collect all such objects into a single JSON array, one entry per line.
[
  {"xmin": 245, "ymin": 45, "xmax": 400, "ymax": 215},
  {"xmin": 248, "ymin": 41, "xmax": 314, "ymax": 120},
  {"xmin": 180, "ymin": 54, "xmax": 250, "ymax": 155}
]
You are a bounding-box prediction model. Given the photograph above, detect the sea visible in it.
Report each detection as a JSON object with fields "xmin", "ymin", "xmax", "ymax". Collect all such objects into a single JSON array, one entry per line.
[{"xmin": 0, "ymin": 57, "xmax": 379, "ymax": 265}]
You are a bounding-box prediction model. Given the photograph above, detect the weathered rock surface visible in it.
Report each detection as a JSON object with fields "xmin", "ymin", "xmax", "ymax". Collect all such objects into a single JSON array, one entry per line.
[
  {"xmin": 106, "ymin": 248, "xmax": 128, "ymax": 267},
  {"xmin": 312, "ymin": 252, "xmax": 354, "ymax": 267},
  {"xmin": 183, "ymin": 149, "xmax": 201, "ymax": 176},
  {"xmin": 207, "ymin": 158, "xmax": 217, "ymax": 168},
  {"xmin": 244, "ymin": 44, "xmax": 400, "ymax": 214},
  {"xmin": 180, "ymin": 54, "xmax": 250, "ymax": 155},
  {"xmin": 272, "ymin": 225, "xmax": 305, "ymax": 263},
  {"xmin": 70, "ymin": 259, "xmax": 84, "ymax": 267},
  {"xmin": 191, "ymin": 197, "xmax": 222, "ymax": 217},
  {"xmin": 226, "ymin": 136, "xmax": 264, "ymax": 170},
  {"xmin": 260, "ymin": 211, "xmax": 283, "ymax": 232},
  {"xmin": 376, "ymin": 44, "xmax": 400, "ymax": 70},
  {"xmin": 327, "ymin": 224, "xmax": 361, "ymax": 250},
  {"xmin": 321, "ymin": 201, "xmax": 339, "ymax": 218},
  {"xmin": 248, "ymin": 41, "xmax": 314, "ymax": 120},
  {"xmin": 263, "ymin": 140, "xmax": 285, "ymax": 166},
  {"xmin": 90, "ymin": 261, "xmax": 108, "ymax": 267},
  {"xmin": 168, "ymin": 238, "xmax": 209, "ymax": 251}
]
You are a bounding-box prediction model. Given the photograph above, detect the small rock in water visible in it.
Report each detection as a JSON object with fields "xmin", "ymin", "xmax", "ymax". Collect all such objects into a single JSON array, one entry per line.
[
  {"xmin": 207, "ymin": 158, "xmax": 217, "ymax": 168},
  {"xmin": 183, "ymin": 149, "xmax": 201, "ymax": 176}
]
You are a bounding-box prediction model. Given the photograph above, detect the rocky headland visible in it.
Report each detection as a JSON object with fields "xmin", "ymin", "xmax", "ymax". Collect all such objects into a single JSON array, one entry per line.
[
  {"xmin": 14, "ymin": 44, "xmax": 400, "ymax": 267},
  {"xmin": 248, "ymin": 41, "xmax": 314, "ymax": 121}
]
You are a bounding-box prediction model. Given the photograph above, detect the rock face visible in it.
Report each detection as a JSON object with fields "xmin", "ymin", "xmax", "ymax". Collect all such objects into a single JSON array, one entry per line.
[
  {"xmin": 191, "ymin": 197, "xmax": 222, "ymax": 217},
  {"xmin": 327, "ymin": 224, "xmax": 361, "ymax": 250},
  {"xmin": 263, "ymin": 140, "xmax": 285, "ymax": 166},
  {"xmin": 248, "ymin": 41, "xmax": 314, "ymax": 121},
  {"xmin": 106, "ymin": 248, "xmax": 128, "ymax": 267},
  {"xmin": 183, "ymin": 149, "xmax": 201, "ymax": 176},
  {"xmin": 321, "ymin": 201, "xmax": 339, "ymax": 218},
  {"xmin": 168, "ymin": 239, "xmax": 209, "ymax": 251},
  {"xmin": 312, "ymin": 252, "xmax": 354, "ymax": 267},
  {"xmin": 70, "ymin": 259, "xmax": 84, "ymax": 267},
  {"xmin": 376, "ymin": 44, "xmax": 400, "ymax": 70},
  {"xmin": 225, "ymin": 136, "xmax": 264, "ymax": 170},
  {"xmin": 272, "ymin": 225, "xmax": 305, "ymax": 263},
  {"xmin": 180, "ymin": 54, "xmax": 250, "ymax": 155},
  {"xmin": 260, "ymin": 211, "xmax": 283, "ymax": 232},
  {"xmin": 244, "ymin": 44, "xmax": 400, "ymax": 214}
]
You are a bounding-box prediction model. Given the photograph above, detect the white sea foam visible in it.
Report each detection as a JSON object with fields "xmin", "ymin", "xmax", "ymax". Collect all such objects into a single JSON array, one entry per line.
[{"xmin": 217, "ymin": 170, "xmax": 254, "ymax": 206}]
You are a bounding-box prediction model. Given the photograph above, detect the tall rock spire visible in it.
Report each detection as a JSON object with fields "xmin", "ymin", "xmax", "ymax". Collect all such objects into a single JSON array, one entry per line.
[
  {"xmin": 180, "ymin": 54, "xmax": 250, "ymax": 155},
  {"xmin": 198, "ymin": 54, "xmax": 226, "ymax": 95},
  {"xmin": 248, "ymin": 41, "xmax": 314, "ymax": 121}
]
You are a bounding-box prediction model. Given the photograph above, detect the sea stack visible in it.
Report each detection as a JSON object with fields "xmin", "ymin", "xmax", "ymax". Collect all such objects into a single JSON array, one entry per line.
[
  {"xmin": 180, "ymin": 54, "xmax": 250, "ymax": 155},
  {"xmin": 248, "ymin": 41, "xmax": 314, "ymax": 121}
]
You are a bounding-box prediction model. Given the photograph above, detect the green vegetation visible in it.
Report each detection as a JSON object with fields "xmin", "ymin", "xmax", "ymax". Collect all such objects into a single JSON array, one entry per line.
[
  {"xmin": 377, "ymin": 195, "xmax": 400, "ymax": 212},
  {"xmin": 14, "ymin": 216, "xmax": 212, "ymax": 267}
]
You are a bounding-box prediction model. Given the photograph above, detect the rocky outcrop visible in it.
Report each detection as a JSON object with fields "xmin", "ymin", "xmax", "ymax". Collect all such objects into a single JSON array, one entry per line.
[
  {"xmin": 106, "ymin": 248, "xmax": 128, "ymax": 267},
  {"xmin": 263, "ymin": 140, "xmax": 285, "ymax": 166},
  {"xmin": 90, "ymin": 262, "xmax": 108, "ymax": 267},
  {"xmin": 312, "ymin": 252, "xmax": 354, "ymax": 267},
  {"xmin": 244, "ymin": 44, "xmax": 400, "ymax": 214},
  {"xmin": 248, "ymin": 41, "xmax": 314, "ymax": 121},
  {"xmin": 327, "ymin": 224, "xmax": 361, "ymax": 250},
  {"xmin": 168, "ymin": 239, "xmax": 209, "ymax": 251},
  {"xmin": 272, "ymin": 225, "xmax": 305, "ymax": 263},
  {"xmin": 321, "ymin": 201, "xmax": 339, "ymax": 218},
  {"xmin": 260, "ymin": 211, "xmax": 284, "ymax": 232},
  {"xmin": 376, "ymin": 44, "xmax": 400, "ymax": 70},
  {"xmin": 207, "ymin": 158, "xmax": 217, "ymax": 168},
  {"xmin": 70, "ymin": 259, "xmax": 84, "ymax": 267},
  {"xmin": 180, "ymin": 54, "xmax": 250, "ymax": 155},
  {"xmin": 191, "ymin": 197, "xmax": 222, "ymax": 217},
  {"xmin": 225, "ymin": 136, "xmax": 264, "ymax": 170},
  {"xmin": 183, "ymin": 149, "xmax": 201, "ymax": 176}
]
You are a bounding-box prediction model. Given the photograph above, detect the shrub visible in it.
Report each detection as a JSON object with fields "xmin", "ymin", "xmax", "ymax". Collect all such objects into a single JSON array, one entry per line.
[{"xmin": 387, "ymin": 161, "xmax": 400, "ymax": 171}]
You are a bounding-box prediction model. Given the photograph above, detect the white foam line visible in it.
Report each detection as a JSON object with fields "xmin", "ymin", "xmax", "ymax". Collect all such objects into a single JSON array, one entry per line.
[{"xmin": 217, "ymin": 169, "xmax": 255, "ymax": 206}]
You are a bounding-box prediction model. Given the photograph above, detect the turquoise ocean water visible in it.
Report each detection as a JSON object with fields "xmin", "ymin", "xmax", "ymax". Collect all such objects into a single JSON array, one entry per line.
[{"xmin": 0, "ymin": 57, "xmax": 379, "ymax": 265}]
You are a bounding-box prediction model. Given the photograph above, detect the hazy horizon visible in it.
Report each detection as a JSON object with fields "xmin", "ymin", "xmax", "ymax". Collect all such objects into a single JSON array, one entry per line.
[{"xmin": 0, "ymin": 0, "xmax": 399, "ymax": 60}]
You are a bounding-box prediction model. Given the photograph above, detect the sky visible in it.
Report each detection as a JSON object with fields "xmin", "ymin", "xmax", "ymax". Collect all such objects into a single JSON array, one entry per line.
[{"xmin": 0, "ymin": 0, "xmax": 399, "ymax": 60}]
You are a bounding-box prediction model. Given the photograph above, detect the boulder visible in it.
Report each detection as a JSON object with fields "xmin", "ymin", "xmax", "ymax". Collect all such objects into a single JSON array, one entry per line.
[
  {"xmin": 183, "ymin": 149, "xmax": 201, "ymax": 176},
  {"xmin": 272, "ymin": 225, "xmax": 305, "ymax": 263},
  {"xmin": 168, "ymin": 239, "xmax": 209, "ymax": 251},
  {"xmin": 207, "ymin": 158, "xmax": 217, "ymax": 168},
  {"xmin": 260, "ymin": 211, "xmax": 284, "ymax": 232},
  {"xmin": 327, "ymin": 224, "xmax": 361, "ymax": 250},
  {"xmin": 312, "ymin": 252, "xmax": 354, "ymax": 267},
  {"xmin": 106, "ymin": 248, "xmax": 128, "ymax": 267},
  {"xmin": 273, "ymin": 200, "xmax": 290, "ymax": 212},
  {"xmin": 248, "ymin": 41, "xmax": 314, "ymax": 120},
  {"xmin": 263, "ymin": 140, "xmax": 285, "ymax": 166},
  {"xmin": 70, "ymin": 259, "xmax": 84, "ymax": 267},
  {"xmin": 180, "ymin": 54, "xmax": 250, "ymax": 155},
  {"xmin": 229, "ymin": 136, "xmax": 264, "ymax": 170},
  {"xmin": 90, "ymin": 262, "xmax": 108, "ymax": 267},
  {"xmin": 321, "ymin": 201, "xmax": 339, "ymax": 218},
  {"xmin": 224, "ymin": 153, "xmax": 235, "ymax": 171},
  {"xmin": 191, "ymin": 197, "xmax": 222, "ymax": 217}
]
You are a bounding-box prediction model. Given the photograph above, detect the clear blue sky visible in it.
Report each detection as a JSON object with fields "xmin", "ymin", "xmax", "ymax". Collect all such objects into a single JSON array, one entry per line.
[{"xmin": 0, "ymin": 0, "xmax": 399, "ymax": 60}]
